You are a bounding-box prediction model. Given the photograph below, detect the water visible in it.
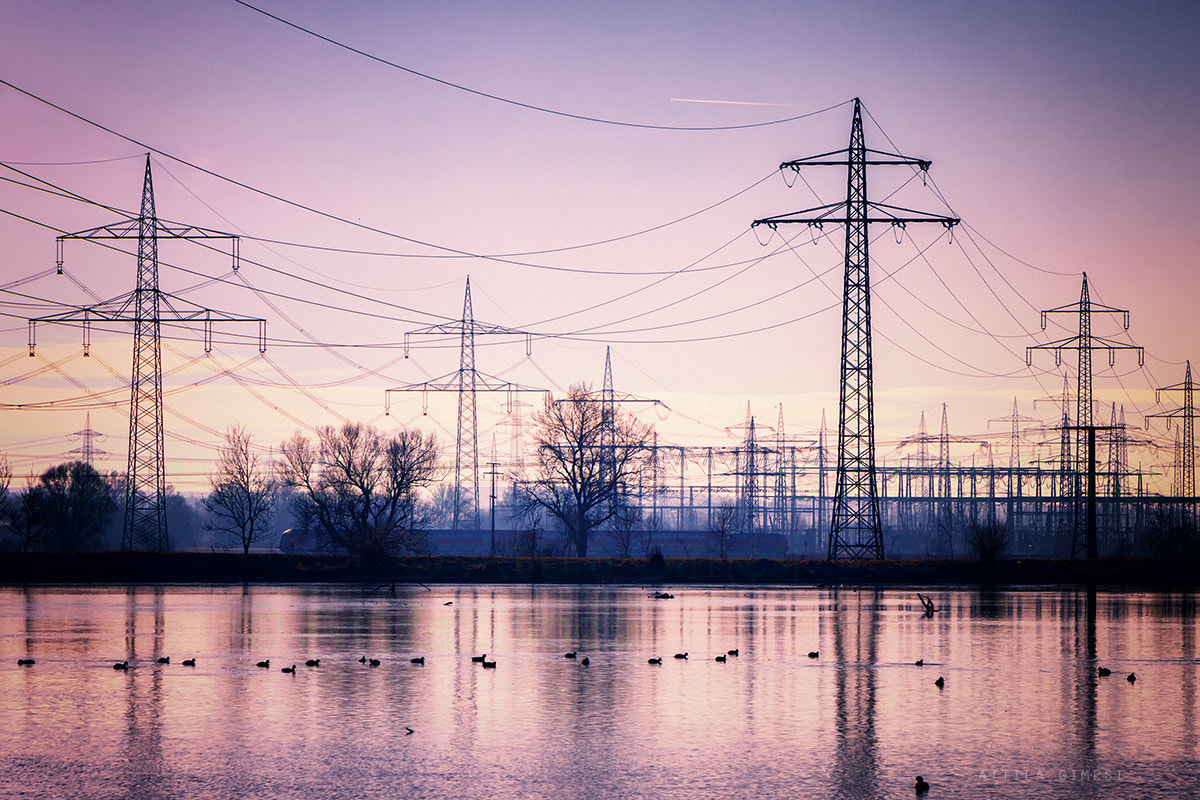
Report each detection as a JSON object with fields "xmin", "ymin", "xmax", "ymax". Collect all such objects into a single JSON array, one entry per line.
[{"xmin": 1, "ymin": 584, "xmax": 1197, "ymax": 799}]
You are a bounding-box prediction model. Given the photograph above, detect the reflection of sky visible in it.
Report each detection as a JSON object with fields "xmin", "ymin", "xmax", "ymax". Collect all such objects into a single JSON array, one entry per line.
[
  {"xmin": 1, "ymin": 586, "xmax": 1198, "ymax": 798},
  {"xmin": 1, "ymin": 1, "xmax": 1198, "ymax": 489}
]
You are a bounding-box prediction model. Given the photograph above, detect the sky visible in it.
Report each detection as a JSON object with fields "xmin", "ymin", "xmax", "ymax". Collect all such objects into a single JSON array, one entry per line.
[{"xmin": 1, "ymin": 0, "xmax": 1198, "ymax": 494}]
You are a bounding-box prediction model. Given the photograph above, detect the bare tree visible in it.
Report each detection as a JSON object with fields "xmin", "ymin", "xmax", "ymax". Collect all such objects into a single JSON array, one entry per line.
[
  {"xmin": 7, "ymin": 483, "xmax": 45, "ymax": 552},
  {"xmin": 965, "ymin": 518, "xmax": 1011, "ymax": 564},
  {"xmin": 708, "ymin": 503, "xmax": 738, "ymax": 559},
  {"xmin": 37, "ymin": 461, "xmax": 118, "ymax": 551},
  {"xmin": 279, "ymin": 422, "xmax": 441, "ymax": 559},
  {"xmin": 606, "ymin": 496, "xmax": 640, "ymax": 558},
  {"xmin": 204, "ymin": 425, "xmax": 279, "ymax": 555},
  {"xmin": 519, "ymin": 384, "xmax": 652, "ymax": 557}
]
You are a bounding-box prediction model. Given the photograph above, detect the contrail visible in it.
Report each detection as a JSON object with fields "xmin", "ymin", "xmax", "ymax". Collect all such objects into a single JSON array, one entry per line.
[{"xmin": 669, "ymin": 97, "xmax": 793, "ymax": 107}]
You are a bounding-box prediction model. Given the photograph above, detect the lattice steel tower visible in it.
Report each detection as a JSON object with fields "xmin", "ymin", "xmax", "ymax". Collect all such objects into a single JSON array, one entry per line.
[
  {"xmin": 1027, "ymin": 273, "xmax": 1142, "ymax": 557},
  {"xmin": 31, "ymin": 156, "xmax": 264, "ymax": 551},
  {"xmin": 752, "ymin": 98, "xmax": 959, "ymax": 559},
  {"xmin": 1148, "ymin": 360, "xmax": 1196, "ymax": 518}
]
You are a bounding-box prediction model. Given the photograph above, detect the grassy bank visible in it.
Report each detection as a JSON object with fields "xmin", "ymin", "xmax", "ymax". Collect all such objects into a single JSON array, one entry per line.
[{"xmin": 0, "ymin": 552, "xmax": 1197, "ymax": 588}]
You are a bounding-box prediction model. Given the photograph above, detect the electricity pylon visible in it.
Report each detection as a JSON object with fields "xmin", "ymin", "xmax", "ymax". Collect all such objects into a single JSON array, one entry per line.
[
  {"xmin": 752, "ymin": 98, "xmax": 959, "ymax": 560},
  {"xmin": 386, "ymin": 277, "xmax": 540, "ymax": 531},
  {"xmin": 29, "ymin": 156, "xmax": 265, "ymax": 551},
  {"xmin": 1027, "ymin": 273, "xmax": 1143, "ymax": 557},
  {"xmin": 1147, "ymin": 360, "xmax": 1196, "ymax": 521},
  {"xmin": 66, "ymin": 412, "xmax": 108, "ymax": 467}
]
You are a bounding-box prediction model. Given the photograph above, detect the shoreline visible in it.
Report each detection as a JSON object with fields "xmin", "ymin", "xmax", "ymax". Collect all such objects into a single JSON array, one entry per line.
[{"xmin": 0, "ymin": 552, "xmax": 1197, "ymax": 588}]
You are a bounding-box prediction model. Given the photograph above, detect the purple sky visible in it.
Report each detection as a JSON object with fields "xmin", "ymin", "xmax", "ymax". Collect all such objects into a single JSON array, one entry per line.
[{"xmin": 1, "ymin": 0, "xmax": 1198, "ymax": 492}]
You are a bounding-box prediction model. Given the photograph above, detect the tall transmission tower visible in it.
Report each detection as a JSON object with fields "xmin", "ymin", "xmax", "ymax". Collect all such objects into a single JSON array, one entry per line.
[
  {"xmin": 29, "ymin": 156, "xmax": 265, "ymax": 551},
  {"xmin": 752, "ymin": 98, "xmax": 959, "ymax": 560},
  {"xmin": 66, "ymin": 412, "xmax": 108, "ymax": 467},
  {"xmin": 1027, "ymin": 273, "xmax": 1142, "ymax": 557},
  {"xmin": 1148, "ymin": 360, "xmax": 1196, "ymax": 518},
  {"xmin": 387, "ymin": 277, "xmax": 539, "ymax": 531}
]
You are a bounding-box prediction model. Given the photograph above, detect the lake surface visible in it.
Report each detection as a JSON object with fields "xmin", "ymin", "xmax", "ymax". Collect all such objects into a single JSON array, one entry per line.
[{"xmin": 1, "ymin": 584, "xmax": 1197, "ymax": 799}]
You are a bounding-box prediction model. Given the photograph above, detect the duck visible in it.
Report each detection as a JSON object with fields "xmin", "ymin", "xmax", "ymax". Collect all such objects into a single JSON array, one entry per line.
[
  {"xmin": 471, "ymin": 653, "xmax": 487, "ymax": 663},
  {"xmin": 369, "ymin": 659, "xmax": 381, "ymax": 667},
  {"xmin": 934, "ymin": 677, "xmax": 945, "ymax": 688},
  {"xmin": 673, "ymin": 652, "xmax": 688, "ymax": 660},
  {"xmin": 727, "ymin": 649, "xmax": 739, "ymax": 657},
  {"xmin": 482, "ymin": 660, "xmax": 497, "ymax": 669},
  {"xmin": 914, "ymin": 659, "xmax": 924, "ymax": 666},
  {"xmin": 17, "ymin": 658, "xmax": 34, "ymax": 666},
  {"xmin": 182, "ymin": 658, "xmax": 196, "ymax": 667},
  {"xmin": 808, "ymin": 651, "xmax": 819, "ymax": 659},
  {"xmin": 1098, "ymin": 666, "xmax": 1111, "ymax": 676},
  {"xmin": 156, "ymin": 657, "xmax": 170, "ymax": 664},
  {"xmin": 281, "ymin": 664, "xmax": 296, "ymax": 674},
  {"xmin": 443, "ymin": 601, "xmax": 453, "ymax": 606},
  {"xmin": 112, "ymin": 661, "xmax": 129, "ymax": 671},
  {"xmin": 359, "ymin": 656, "xmax": 368, "ymax": 663},
  {"xmin": 1127, "ymin": 672, "xmax": 1137, "ymax": 683},
  {"xmin": 305, "ymin": 659, "xmax": 320, "ymax": 667},
  {"xmin": 564, "ymin": 651, "xmax": 577, "ymax": 659},
  {"xmin": 715, "ymin": 655, "xmax": 726, "ymax": 663},
  {"xmin": 410, "ymin": 657, "xmax": 425, "ymax": 665},
  {"xmin": 256, "ymin": 659, "xmax": 270, "ymax": 668},
  {"xmin": 580, "ymin": 657, "xmax": 590, "ymax": 666},
  {"xmin": 915, "ymin": 775, "xmax": 930, "ymax": 794},
  {"xmin": 648, "ymin": 657, "xmax": 662, "ymax": 665}
]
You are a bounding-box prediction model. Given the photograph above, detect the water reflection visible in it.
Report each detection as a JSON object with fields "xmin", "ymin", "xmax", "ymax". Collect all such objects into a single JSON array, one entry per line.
[{"xmin": 1, "ymin": 585, "xmax": 1198, "ymax": 799}]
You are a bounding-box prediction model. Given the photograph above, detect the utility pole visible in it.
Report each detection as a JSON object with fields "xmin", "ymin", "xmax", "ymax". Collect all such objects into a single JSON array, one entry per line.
[
  {"xmin": 30, "ymin": 156, "xmax": 265, "ymax": 551},
  {"xmin": 753, "ymin": 98, "xmax": 959, "ymax": 560},
  {"xmin": 386, "ymin": 277, "xmax": 539, "ymax": 532},
  {"xmin": 1027, "ymin": 273, "xmax": 1142, "ymax": 557},
  {"xmin": 1147, "ymin": 360, "xmax": 1196, "ymax": 523},
  {"xmin": 485, "ymin": 434, "xmax": 500, "ymax": 556}
]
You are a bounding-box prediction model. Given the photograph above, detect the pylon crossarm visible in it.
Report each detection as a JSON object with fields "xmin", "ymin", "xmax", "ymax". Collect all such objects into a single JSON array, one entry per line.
[
  {"xmin": 753, "ymin": 200, "xmax": 958, "ymax": 228},
  {"xmin": 781, "ymin": 146, "xmax": 931, "ymax": 169}
]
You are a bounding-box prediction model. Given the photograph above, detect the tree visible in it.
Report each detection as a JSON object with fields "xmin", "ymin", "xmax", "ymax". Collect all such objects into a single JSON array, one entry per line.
[
  {"xmin": 204, "ymin": 426, "xmax": 279, "ymax": 555},
  {"xmin": 964, "ymin": 518, "xmax": 1011, "ymax": 564},
  {"xmin": 708, "ymin": 503, "xmax": 738, "ymax": 559},
  {"xmin": 7, "ymin": 484, "xmax": 46, "ymax": 553},
  {"xmin": 279, "ymin": 422, "xmax": 441, "ymax": 558},
  {"xmin": 37, "ymin": 461, "xmax": 118, "ymax": 551},
  {"xmin": 519, "ymin": 383, "xmax": 652, "ymax": 557}
]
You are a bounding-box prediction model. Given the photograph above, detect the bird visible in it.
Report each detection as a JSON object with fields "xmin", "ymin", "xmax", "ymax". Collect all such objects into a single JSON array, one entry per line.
[
  {"xmin": 359, "ymin": 656, "xmax": 367, "ymax": 663},
  {"xmin": 482, "ymin": 660, "xmax": 497, "ymax": 669},
  {"xmin": 1098, "ymin": 667, "xmax": 1111, "ymax": 676},
  {"xmin": 648, "ymin": 657, "xmax": 662, "ymax": 665},
  {"xmin": 915, "ymin": 659, "xmax": 924, "ymax": 667},
  {"xmin": 157, "ymin": 657, "xmax": 170, "ymax": 664},
  {"xmin": 112, "ymin": 661, "xmax": 129, "ymax": 671},
  {"xmin": 674, "ymin": 652, "xmax": 688, "ymax": 660},
  {"xmin": 443, "ymin": 601, "xmax": 453, "ymax": 606},
  {"xmin": 17, "ymin": 659, "xmax": 34, "ymax": 666},
  {"xmin": 256, "ymin": 660, "xmax": 270, "ymax": 668},
  {"xmin": 580, "ymin": 657, "xmax": 590, "ymax": 666},
  {"xmin": 182, "ymin": 658, "xmax": 196, "ymax": 667},
  {"xmin": 915, "ymin": 775, "xmax": 930, "ymax": 794},
  {"xmin": 405, "ymin": 727, "xmax": 415, "ymax": 735},
  {"xmin": 410, "ymin": 657, "xmax": 425, "ymax": 665},
  {"xmin": 808, "ymin": 651, "xmax": 819, "ymax": 659},
  {"xmin": 934, "ymin": 677, "xmax": 945, "ymax": 688},
  {"xmin": 369, "ymin": 659, "xmax": 381, "ymax": 667},
  {"xmin": 715, "ymin": 655, "xmax": 726, "ymax": 663},
  {"xmin": 471, "ymin": 654, "xmax": 487, "ymax": 663},
  {"xmin": 305, "ymin": 659, "xmax": 320, "ymax": 667},
  {"xmin": 564, "ymin": 651, "xmax": 577, "ymax": 659},
  {"xmin": 281, "ymin": 664, "xmax": 296, "ymax": 674},
  {"xmin": 727, "ymin": 649, "xmax": 739, "ymax": 657},
  {"xmin": 1127, "ymin": 672, "xmax": 1137, "ymax": 683}
]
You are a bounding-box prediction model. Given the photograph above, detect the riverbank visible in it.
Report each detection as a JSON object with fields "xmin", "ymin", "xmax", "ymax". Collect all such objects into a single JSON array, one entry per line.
[{"xmin": 0, "ymin": 552, "xmax": 1197, "ymax": 587}]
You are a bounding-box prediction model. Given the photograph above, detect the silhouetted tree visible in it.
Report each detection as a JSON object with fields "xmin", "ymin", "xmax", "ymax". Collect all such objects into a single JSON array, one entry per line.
[
  {"xmin": 519, "ymin": 384, "xmax": 651, "ymax": 557},
  {"xmin": 964, "ymin": 518, "xmax": 1010, "ymax": 564},
  {"xmin": 37, "ymin": 461, "xmax": 118, "ymax": 551},
  {"xmin": 7, "ymin": 484, "xmax": 45, "ymax": 552},
  {"xmin": 708, "ymin": 503, "xmax": 738, "ymax": 559},
  {"xmin": 279, "ymin": 422, "xmax": 441, "ymax": 558},
  {"xmin": 204, "ymin": 425, "xmax": 279, "ymax": 555}
]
